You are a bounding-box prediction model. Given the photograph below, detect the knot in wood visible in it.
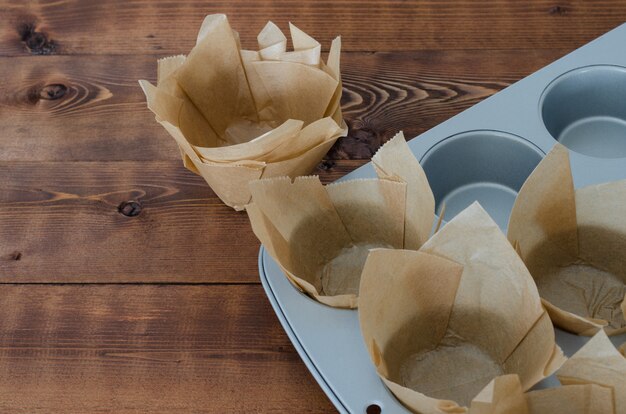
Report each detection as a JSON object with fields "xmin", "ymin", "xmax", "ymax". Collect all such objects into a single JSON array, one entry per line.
[
  {"xmin": 18, "ymin": 23, "xmax": 56, "ymax": 55},
  {"xmin": 40, "ymin": 84, "xmax": 67, "ymax": 100},
  {"xmin": 118, "ymin": 200, "xmax": 142, "ymax": 217},
  {"xmin": 317, "ymin": 160, "xmax": 335, "ymax": 171},
  {"xmin": 549, "ymin": 5, "xmax": 568, "ymax": 15}
]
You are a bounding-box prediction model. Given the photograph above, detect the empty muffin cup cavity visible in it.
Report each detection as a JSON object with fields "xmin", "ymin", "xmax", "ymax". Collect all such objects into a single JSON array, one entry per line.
[
  {"xmin": 541, "ymin": 65, "xmax": 626, "ymax": 158},
  {"xmin": 420, "ymin": 131, "xmax": 543, "ymax": 230}
]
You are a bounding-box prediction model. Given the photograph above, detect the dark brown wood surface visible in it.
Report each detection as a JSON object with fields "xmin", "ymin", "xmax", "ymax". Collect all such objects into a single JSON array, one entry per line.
[{"xmin": 0, "ymin": 1, "xmax": 624, "ymax": 412}]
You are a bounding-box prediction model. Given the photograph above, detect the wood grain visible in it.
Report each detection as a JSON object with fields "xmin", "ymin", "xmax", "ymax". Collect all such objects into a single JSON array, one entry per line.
[
  {"xmin": 1, "ymin": 1, "xmax": 625, "ymax": 55},
  {"xmin": 0, "ymin": 284, "xmax": 334, "ymax": 413},
  {"xmin": 0, "ymin": 55, "xmax": 173, "ymax": 161},
  {"xmin": 1, "ymin": 49, "xmax": 569, "ymax": 162},
  {"xmin": 0, "ymin": 159, "xmax": 364, "ymax": 283}
]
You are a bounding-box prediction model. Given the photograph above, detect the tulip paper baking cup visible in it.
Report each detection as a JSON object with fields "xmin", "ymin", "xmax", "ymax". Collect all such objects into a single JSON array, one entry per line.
[
  {"xmin": 556, "ymin": 330, "xmax": 626, "ymax": 413},
  {"xmin": 469, "ymin": 374, "xmax": 614, "ymax": 414},
  {"xmin": 508, "ymin": 143, "xmax": 626, "ymax": 336},
  {"xmin": 358, "ymin": 203, "xmax": 565, "ymax": 414},
  {"xmin": 245, "ymin": 132, "xmax": 435, "ymax": 308},
  {"xmin": 139, "ymin": 14, "xmax": 346, "ymax": 210}
]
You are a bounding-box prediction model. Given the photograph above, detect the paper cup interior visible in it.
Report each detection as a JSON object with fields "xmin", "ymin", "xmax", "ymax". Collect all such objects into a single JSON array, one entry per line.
[
  {"xmin": 509, "ymin": 144, "xmax": 626, "ymax": 335},
  {"xmin": 247, "ymin": 175, "xmax": 411, "ymax": 307},
  {"xmin": 541, "ymin": 65, "xmax": 626, "ymax": 159},
  {"xmin": 384, "ymin": 309, "xmax": 510, "ymax": 406},
  {"xmin": 287, "ymin": 211, "xmax": 398, "ymax": 297},
  {"xmin": 525, "ymin": 223, "xmax": 626, "ymax": 332}
]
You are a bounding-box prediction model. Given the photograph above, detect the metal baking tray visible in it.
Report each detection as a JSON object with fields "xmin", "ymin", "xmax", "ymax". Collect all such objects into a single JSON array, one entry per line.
[{"xmin": 259, "ymin": 23, "xmax": 626, "ymax": 413}]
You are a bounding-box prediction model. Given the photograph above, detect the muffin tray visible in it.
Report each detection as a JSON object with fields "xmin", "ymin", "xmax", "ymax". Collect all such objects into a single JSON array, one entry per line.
[{"xmin": 259, "ymin": 23, "xmax": 626, "ymax": 413}]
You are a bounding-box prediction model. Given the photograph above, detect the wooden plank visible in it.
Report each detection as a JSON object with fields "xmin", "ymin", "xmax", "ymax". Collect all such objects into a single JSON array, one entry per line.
[
  {"xmin": 1, "ymin": 1, "xmax": 625, "ymax": 55},
  {"xmin": 0, "ymin": 49, "xmax": 568, "ymax": 162},
  {"xmin": 0, "ymin": 284, "xmax": 336, "ymax": 413},
  {"xmin": 0, "ymin": 160, "xmax": 259, "ymax": 283},
  {"xmin": 0, "ymin": 55, "xmax": 176, "ymax": 161},
  {"xmin": 0, "ymin": 159, "xmax": 364, "ymax": 283}
]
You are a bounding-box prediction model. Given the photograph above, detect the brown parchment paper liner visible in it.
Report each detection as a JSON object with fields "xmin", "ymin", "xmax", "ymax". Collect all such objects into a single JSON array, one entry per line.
[
  {"xmin": 246, "ymin": 132, "xmax": 434, "ymax": 308},
  {"xmin": 469, "ymin": 374, "xmax": 614, "ymax": 414},
  {"xmin": 556, "ymin": 330, "xmax": 626, "ymax": 413},
  {"xmin": 359, "ymin": 203, "xmax": 565, "ymax": 414},
  {"xmin": 139, "ymin": 14, "xmax": 347, "ymax": 210},
  {"xmin": 508, "ymin": 143, "xmax": 626, "ymax": 336}
]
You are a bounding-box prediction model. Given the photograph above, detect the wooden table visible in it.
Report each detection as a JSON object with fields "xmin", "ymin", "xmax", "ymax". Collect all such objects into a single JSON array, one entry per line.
[{"xmin": 1, "ymin": 1, "xmax": 624, "ymax": 412}]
